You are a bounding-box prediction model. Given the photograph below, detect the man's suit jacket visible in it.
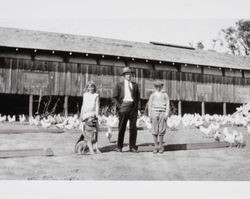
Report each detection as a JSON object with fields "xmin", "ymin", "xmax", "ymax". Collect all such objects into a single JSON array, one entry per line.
[{"xmin": 113, "ymin": 81, "xmax": 140, "ymax": 111}]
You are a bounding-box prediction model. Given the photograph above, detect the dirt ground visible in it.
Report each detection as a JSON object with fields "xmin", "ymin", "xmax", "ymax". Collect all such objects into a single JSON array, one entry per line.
[{"xmin": 0, "ymin": 123, "xmax": 250, "ymax": 180}]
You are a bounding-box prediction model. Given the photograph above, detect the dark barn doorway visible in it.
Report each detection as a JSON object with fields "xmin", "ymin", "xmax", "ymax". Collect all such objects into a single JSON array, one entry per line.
[
  {"xmin": 226, "ymin": 103, "xmax": 243, "ymax": 115},
  {"xmin": 0, "ymin": 94, "xmax": 29, "ymax": 116},
  {"xmin": 68, "ymin": 96, "xmax": 82, "ymax": 116},
  {"xmin": 205, "ymin": 102, "xmax": 223, "ymax": 115},
  {"xmin": 182, "ymin": 101, "xmax": 202, "ymax": 115},
  {"xmin": 33, "ymin": 95, "xmax": 65, "ymax": 116}
]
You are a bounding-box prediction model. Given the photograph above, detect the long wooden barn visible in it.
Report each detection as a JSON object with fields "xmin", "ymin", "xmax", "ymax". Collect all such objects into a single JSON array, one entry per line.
[{"xmin": 0, "ymin": 27, "xmax": 250, "ymax": 117}]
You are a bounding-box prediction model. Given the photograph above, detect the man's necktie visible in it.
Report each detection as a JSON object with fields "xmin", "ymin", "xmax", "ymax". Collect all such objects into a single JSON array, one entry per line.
[{"xmin": 128, "ymin": 81, "xmax": 133, "ymax": 95}]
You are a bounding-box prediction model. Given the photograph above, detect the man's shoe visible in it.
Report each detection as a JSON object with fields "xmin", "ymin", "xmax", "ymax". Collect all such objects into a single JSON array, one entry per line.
[
  {"xmin": 129, "ymin": 147, "xmax": 138, "ymax": 153},
  {"xmin": 114, "ymin": 148, "xmax": 122, "ymax": 152}
]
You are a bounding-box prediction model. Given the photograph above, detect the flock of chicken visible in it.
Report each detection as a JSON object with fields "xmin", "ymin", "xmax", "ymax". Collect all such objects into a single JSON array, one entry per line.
[
  {"xmin": 164, "ymin": 113, "xmax": 248, "ymax": 147},
  {"xmin": 0, "ymin": 106, "xmax": 249, "ymax": 147}
]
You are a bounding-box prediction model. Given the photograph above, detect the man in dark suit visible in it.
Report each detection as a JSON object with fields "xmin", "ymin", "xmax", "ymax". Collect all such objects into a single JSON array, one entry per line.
[{"xmin": 113, "ymin": 67, "xmax": 140, "ymax": 152}]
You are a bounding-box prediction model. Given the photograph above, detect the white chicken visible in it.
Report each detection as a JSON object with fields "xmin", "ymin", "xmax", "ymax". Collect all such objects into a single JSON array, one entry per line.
[
  {"xmin": 73, "ymin": 119, "xmax": 80, "ymax": 128},
  {"xmin": 199, "ymin": 125, "xmax": 212, "ymax": 137},
  {"xmin": 65, "ymin": 122, "xmax": 74, "ymax": 130},
  {"xmin": 29, "ymin": 116, "xmax": 40, "ymax": 126},
  {"xmin": 214, "ymin": 131, "xmax": 222, "ymax": 142},
  {"xmin": 48, "ymin": 115, "xmax": 57, "ymax": 125},
  {"xmin": 0, "ymin": 114, "xmax": 6, "ymax": 122},
  {"xmin": 167, "ymin": 115, "xmax": 181, "ymax": 130},
  {"xmin": 209, "ymin": 122, "xmax": 220, "ymax": 134},
  {"xmin": 98, "ymin": 115, "xmax": 107, "ymax": 125},
  {"xmin": 223, "ymin": 128, "xmax": 235, "ymax": 147},
  {"xmin": 194, "ymin": 119, "xmax": 204, "ymax": 128},
  {"xmin": 65, "ymin": 115, "xmax": 80, "ymax": 129},
  {"xmin": 233, "ymin": 130, "xmax": 245, "ymax": 148},
  {"xmin": 106, "ymin": 115, "xmax": 118, "ymax": 128},
  {"xmin": 106, "ymin": 127, "xmax": 112, "ymax": 143},
  {"xmin": 104, "ymin": 115, "xmax": 118, "ymax": 141},
  {"xmin": 233, "ymin": 115, "xmax": 242, "ymax": 126},
  {"xmin": 19, "ymin": 114, "xmax": 26, "ymax": 124},
  {"xmin": 240, "ymin": 118, "xmax": 248, "ymax": 127},
  {"xmin": 142, "ymin": 116, "xmax": 152, "ymax": 129},
  {"xmin": 181, "ymin": 118, "xmax": 191, "ymax": 127},
  {"xmin": 7, "ymin": 115, "xmax": 16, "ymax": 123},
  {"xmin": 167, "ymin": 118, "xmax": 174, "ymax": 130},
  {"xmin": 56, "ymin": 123, "xmax": 65, "ymax": 129},
  {"xmin": 136, "ymin": 116, "xmax": 144, "ymax": 127},
  {"xmin": 54, "ymin": 114, "xmax": 64, "ymax": 124},
  {"xmin": 41, "ymin": 118, "xmax": 51, "ymax": 128}
]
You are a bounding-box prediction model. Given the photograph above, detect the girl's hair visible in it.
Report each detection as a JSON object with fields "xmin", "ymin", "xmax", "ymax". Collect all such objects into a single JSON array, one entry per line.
[{"xmin": 85, "ymin": 80, "xmax": 97, "ymax": 92}]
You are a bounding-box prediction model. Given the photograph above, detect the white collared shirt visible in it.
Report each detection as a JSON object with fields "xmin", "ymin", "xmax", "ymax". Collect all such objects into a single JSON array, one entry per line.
[{"xmin": 123, "ymin": 79, "xmax": 133, "ymax": 102}]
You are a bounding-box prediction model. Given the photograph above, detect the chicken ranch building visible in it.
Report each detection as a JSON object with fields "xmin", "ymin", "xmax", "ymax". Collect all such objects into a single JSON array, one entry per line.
[{"xmin": 0, "ymin": 27, "xmax": 250, "ymax": 117}]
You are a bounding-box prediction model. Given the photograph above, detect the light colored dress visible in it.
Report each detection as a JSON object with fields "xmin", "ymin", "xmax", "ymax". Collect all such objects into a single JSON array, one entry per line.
[{"xmin": 80, "ymin": 92, "xmax": 100, "ymax": 121}]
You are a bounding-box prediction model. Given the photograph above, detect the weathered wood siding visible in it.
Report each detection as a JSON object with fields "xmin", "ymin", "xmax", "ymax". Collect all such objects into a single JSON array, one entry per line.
[
  {"xmin": 154, "ymin": 64, "xmax": 178, "ymax": 72},
  {"xmin": 180, "ymin": 64, "xmax": 202, "ymax": 73},
  {"xmin": 0, "ymin": 57, "xmax": 250, "ymax": 103},
  {"xmin": 203, "ymin": 67, "xmax": 222, "ymax": 76},
  {"xmin": 224, "ymin": 68, "xmax": 243, "ymax": 77},
  {"xmin": 244, "ymin": 70, "xmax": 250, "ymax": 78}
]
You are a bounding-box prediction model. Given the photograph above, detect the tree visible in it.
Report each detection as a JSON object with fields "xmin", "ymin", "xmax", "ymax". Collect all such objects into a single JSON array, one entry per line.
[
  {"xmin": 188, "ymin": 41, "xmax": 205, "ymax": 50},
  {"xmin": 214, "ymin": 19, "xmax": 250, "ymax": 56},
  {"xmin": 196, "ymin": 41, "xmax": 205, "ymax": 50}
]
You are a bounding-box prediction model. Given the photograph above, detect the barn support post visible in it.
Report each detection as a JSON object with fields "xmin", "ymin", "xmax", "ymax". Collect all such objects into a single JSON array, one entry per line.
[
  {"xmin": 178, "ymin": 100, "xmax": 182, "ymax": 116},
  {"xmin": 64, "ymin": 96, "xmax": 68, "ymax": 117},
  {"xmin": 201, "ymin": 101, "xmax": 205, "ymax": 116},
  {"xmin": 223, "ymin": 102, "xmax": 227, "ymax": 115},
  {"xmin": 29, "ymin": 95, "xmax": 33, "ymax": 118}
]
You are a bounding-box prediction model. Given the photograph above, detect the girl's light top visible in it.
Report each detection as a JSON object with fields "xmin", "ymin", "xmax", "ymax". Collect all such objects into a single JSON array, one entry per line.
[{"xmin": 80, "ymin": 92, "xmax": 100, "ymax": 120}]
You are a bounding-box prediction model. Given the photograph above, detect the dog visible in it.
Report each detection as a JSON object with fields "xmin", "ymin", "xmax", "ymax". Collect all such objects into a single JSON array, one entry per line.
[{"xmin": 74, "ymin": 116, "xmax": 101, "ymax": 155}]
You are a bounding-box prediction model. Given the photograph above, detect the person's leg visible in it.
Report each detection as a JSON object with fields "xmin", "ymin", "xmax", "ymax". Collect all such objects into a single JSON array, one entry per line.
[
  {"xmin": 93, "ymin": 142, "xmax": 102, "ymax": 154},
  {"xmin": 158, "ymin": 113, "xmax": 167, "ymax": 153},
  {"xmin": 92, "ymin": 127, "xmax": 101, "ymax": 153},
  {"xmin": 117, "ymin": 111, "xmax": 129, "ymax": 150},
  {"xmin": 152, "ymin": 113, "xmax": 160, "ymax": 153},
  {"xmin": 129, "ymin": 110, "xmax": 138, "ymax": 150},
  {"xmin": 159, "ymin": 135, "xmax": 164, "ymax": 153},
  {"xmin": 87, "ymin": 140, "xmax": 95, "ymax": 155},
  {"xmin": 153, "ymin": 134, "xmax": 158, "ymax": 153}
]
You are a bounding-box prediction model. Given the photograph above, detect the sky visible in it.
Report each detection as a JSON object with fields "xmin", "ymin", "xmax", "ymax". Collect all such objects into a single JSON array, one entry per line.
[{"xmin": 0, "ymin": 0, "xmax": 249, "ymax": 52}]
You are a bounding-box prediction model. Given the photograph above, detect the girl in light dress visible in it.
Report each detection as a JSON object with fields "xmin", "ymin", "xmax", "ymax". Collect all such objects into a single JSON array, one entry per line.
[
  {"xmin": 80, "ymin": 81, "xmax": 100, "ymax": 121},
  {"xmin": 75, "ymin": 81, "xmax": 101, "ymax": 154}
]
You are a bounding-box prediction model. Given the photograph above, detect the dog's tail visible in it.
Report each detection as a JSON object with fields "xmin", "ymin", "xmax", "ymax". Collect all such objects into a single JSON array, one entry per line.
[
  {"xmin": 74, "ymin": 141, "xmax": 87, "ymax": 154},
  {"xmin": 74, "ymin": 134, "xmax": 85, "ymax": 153}
]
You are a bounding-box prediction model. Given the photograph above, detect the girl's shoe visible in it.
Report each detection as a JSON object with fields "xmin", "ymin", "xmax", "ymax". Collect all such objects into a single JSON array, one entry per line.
[
  {"xmin": 153, "ymin": 148, "xmax": 158, "ymax": 154},
  {"xmin": 159, "ymin": 146, "xmax": 164, "ymax": 154}
]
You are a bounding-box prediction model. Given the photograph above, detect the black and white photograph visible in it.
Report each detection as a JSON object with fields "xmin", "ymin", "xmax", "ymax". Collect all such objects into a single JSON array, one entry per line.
[{"xmin": 0, "ymin": 0, "xmax": 250, "ymax": 198}]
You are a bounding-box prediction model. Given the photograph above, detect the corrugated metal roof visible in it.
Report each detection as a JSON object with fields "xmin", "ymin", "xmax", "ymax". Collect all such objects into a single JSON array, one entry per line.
[{"xmin": 0, "ymin": 26, "xmax": 250, "ymax": 70}]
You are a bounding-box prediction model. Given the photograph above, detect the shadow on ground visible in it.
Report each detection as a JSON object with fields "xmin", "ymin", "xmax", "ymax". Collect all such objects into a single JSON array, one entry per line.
[{"xmin": 99, "ymin": 142, "xmax": 231, "ymax": 153}]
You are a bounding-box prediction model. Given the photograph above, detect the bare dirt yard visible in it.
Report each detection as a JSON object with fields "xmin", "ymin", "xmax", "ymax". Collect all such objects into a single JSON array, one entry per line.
[{"xmin": 0, "ymin": 123, "xmax": 250, "ymax": 180}]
